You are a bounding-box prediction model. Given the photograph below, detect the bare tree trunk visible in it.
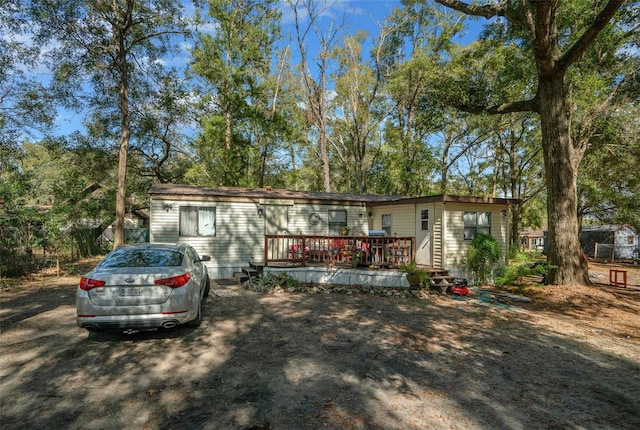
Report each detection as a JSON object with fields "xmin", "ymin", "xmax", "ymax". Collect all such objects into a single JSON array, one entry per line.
[
  {"xmin": 291, "ymin": 0, "xmax": 337, "ymax": 193},
  {"xmin": 539, "ymin": 76, "xmax": 590, "ymax": 285},
  {"xmin": 113, "ymin": 32, "xmax": 130, "ymax": 249},
  {"xmin": 319, "ymin": 53, "xmax": 331, "ymax": 192}
]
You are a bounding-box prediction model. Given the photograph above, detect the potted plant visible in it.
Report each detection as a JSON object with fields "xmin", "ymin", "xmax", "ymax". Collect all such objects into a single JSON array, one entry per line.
[
  {"xmin": 399, "ymin": 261, "xmax": 429, "ymax": 288},
  {"xmin": 339, "ymin": 226, "xmax": 350, "ymax": 236}
]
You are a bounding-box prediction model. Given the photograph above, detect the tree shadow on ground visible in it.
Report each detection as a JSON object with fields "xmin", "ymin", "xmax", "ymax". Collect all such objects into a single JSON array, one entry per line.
[{"xmin": 1, "ymin": 282, "xmax": 639, "ymax": 429}]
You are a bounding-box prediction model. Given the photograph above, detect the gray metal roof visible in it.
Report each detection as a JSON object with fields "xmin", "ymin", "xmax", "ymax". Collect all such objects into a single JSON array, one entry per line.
[
  {"xmin": 582, "ymin": 224, "xmax": 636, "ymax": 233},
  {"xmin": 149, "ymin": 183, "xmax": 403, "ymax": 204},
  {"xmin": 368, "ymin": 194, "xmax": 520, "ymax": 206},
  {"xmin": 149, "ymin": 183, "xmax": 520, "ymax": 206}
]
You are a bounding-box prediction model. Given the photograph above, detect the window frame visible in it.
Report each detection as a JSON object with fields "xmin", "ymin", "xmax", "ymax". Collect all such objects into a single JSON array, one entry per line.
[
  {"xmin": 381, "ymin": 214, "xmax": 392, "ymax": 236},
  {"xmin": 328, "ymin": 209, "xmax": 347, "ymax": 235},
  {"xmin": 179, "ymin": 206, "xmax": 216, "ymax": 237},
  {"xmin": 420, "ymin": 209, "xmax": 429, "ymax": 231},
  {"xmin": 463, "ymin": 211, "xmax": 491, "ymax": 241}
]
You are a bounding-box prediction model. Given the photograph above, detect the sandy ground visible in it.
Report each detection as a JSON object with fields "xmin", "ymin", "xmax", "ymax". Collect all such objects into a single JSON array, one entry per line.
[{"xmin": 0, "ymin": 260, "xmax": 639, "ymax": 429}]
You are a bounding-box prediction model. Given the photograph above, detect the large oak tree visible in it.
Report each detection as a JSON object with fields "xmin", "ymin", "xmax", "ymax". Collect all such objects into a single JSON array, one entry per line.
[{"xmin": 434, "ymin": 0, "xmax": 628, "ymax": 285}]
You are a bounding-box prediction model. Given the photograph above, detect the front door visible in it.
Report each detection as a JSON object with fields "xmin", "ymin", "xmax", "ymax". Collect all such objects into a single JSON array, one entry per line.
[
  {"xmin": 264, "ymin": 205, "xmax": 289, "ymax": 235},
  {"xmin": 415, "ymin": 205, "xmax": 432, "ymax": 266},
  {"xmin": 264, "ymin": 205, "xmax": 290, "ymax": 261}
]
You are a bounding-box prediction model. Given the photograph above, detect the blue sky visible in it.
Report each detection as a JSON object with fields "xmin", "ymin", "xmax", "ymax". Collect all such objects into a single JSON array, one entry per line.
[{"xmin": 49, "ymin": 0, "xmax": 485, "ymax": 138}]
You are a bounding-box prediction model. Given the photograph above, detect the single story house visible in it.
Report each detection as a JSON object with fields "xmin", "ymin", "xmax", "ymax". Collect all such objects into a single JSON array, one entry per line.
[
  {"xmin": 101, "ymin": 209, "xmax": 150, "ymax": 246},
  {"xmin": 149, "ymin": 184, "xmax": 518, "ymax": 279},
  {"xmin": 580, "ymin": 225, "xmax": 639, "ymax": 261},
  {"xmin": 519, "ymin": 227, "xmax": 546, "ymax": 252}
]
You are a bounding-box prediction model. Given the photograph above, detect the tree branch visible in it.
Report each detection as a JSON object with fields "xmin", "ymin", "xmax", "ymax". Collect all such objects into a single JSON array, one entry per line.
[
  {"xmin": 487, "ymin": 98, "xmax": 540, "ymax": 114},
  {"xmin": 434, "ymin": 0, "xmax": 507, "ymax": 19},
  {"xmin": 557, "ymin": 0, "xmax": 625, "ymax": 73},
  {"xmin": 455, "ymin": 98, "xmax": 540, "ymax": 115}
]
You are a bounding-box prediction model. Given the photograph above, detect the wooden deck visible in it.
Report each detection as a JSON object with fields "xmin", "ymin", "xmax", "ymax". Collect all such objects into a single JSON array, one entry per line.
[{"xmin": 264, "ymin": 234, "xmax": 416, "ymax": 269}]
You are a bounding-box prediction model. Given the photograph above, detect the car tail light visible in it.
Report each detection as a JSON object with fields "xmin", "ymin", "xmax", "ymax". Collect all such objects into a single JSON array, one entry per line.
[
  {"xmin": 154, "ymin": 273, "xmax": 191, "ymax": 288},
  {"xmin": 79, "ymin": 277, "xmax": 106, "ymax": 291}
]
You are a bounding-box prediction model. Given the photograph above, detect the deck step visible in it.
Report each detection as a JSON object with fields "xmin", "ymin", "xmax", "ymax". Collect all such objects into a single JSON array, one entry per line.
[
  {"xmin": 249, "ymin": 262, "xmax": 264, "ymax": 273},
  {"xmin": 233, "ymin": 271, "xmax": 249, "ymax": 283},
  {"xmin": 426, "ymin": 268, "xmax": 450, "ymax": 277},
  {"xmin": 243, "ymin": 266, "xmax": 257, "ymax": 275},
  {"xmin": 430, "ymin": 275, "xmax": 455, "ymax": 286}
]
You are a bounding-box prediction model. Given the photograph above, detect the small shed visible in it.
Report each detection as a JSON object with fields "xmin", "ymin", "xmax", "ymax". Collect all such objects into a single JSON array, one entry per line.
[
  {"xmin": 580, "ymin": 225, "xmax": 639, "ymax": 261},
  {"xmin": 519, "ymin": 227, "xmax": 546, "ymax": 252}
]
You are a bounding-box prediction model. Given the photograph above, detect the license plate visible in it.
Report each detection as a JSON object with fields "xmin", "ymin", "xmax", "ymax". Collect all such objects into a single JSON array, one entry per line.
[{"xmin": 120, "ymin": 287, "xmax": 143, "ymax": 296}]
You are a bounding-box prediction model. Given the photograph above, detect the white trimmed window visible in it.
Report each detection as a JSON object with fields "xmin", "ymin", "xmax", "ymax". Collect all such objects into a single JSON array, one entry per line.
[
  {"xmin": 420, "ymin": 210, "xmax": 429, "ymax": 231},
  {"xmin": 179, "ymin": 206, "xmax": 216, "ymax": 236}
]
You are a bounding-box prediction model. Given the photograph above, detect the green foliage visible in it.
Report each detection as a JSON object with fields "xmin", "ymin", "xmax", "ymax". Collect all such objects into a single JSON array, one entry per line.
[
  {"xmin": 431, "ymin": 0, "xmax": 634, "ymax": 285},
  {"xmin": 0, "ymin": 151, "xmax": 47, "ymax": 276},
  {"xmin": 248, "ymin": 272, "xmax": 299, "ymax": 293},
  {"xmin": 376, "ymin": 4, "xmax": 462, "ymax": 196},
  {"xmin": 1, "ymin": 138, "xmax": 121, "ymax": 268},
  {"xmin": 495, "ymin": 248, "xmax": 555, "ymax": 286},
  {"xmin": 329, "ymin": 31, "xmax": 386, "ymax": 193},
  {"xmin": 32, "ymin": 0, "xmax": 190, "ymax": 248},
  {"xmin": 465, "ymin": 233, "xmax": 501, "ymax": 286},
  {"xmin": 577, "ymin": 103, "xmax": 640, "ymax": 232},
  {"xmin": 190, "ymin": 0, "xmax": 282, "ymax": 187},
  {"xmin": 0, "ymin": 1, "xmax": 56, "ymax": 151}
]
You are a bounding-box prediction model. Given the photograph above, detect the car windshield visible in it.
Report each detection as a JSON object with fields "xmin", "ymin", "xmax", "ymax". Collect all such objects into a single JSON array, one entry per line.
[{"xmin": 99, "ymin": 248, "xmax": 184, "ymax": 268}]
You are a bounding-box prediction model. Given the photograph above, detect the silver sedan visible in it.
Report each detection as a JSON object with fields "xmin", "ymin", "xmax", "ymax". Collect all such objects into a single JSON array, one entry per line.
[{"xmin": 76, "ymin": 243, "xmax": 211, "ymax": 332}]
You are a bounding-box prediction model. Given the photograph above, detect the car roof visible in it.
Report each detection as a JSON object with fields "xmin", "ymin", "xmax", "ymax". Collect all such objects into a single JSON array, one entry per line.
[{"xmin": 115, "ymin": 243, "xmax": 186, "ymax": 253}]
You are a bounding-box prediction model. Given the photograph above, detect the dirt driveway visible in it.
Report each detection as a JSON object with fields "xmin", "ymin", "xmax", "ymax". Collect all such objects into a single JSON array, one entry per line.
[{"xmin": 1, "ymin": 261, "xmax": 639, "ymax": 429}]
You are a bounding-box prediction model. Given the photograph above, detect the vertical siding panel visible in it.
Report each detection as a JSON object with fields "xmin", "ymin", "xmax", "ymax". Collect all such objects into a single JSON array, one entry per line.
[
  {"xmin": 433, "ymin": 203, "xmax": 444, "ymax": 269},
  {"xmin": 444, "ymin": 206, "xmax": 463, "ymax": 269}
]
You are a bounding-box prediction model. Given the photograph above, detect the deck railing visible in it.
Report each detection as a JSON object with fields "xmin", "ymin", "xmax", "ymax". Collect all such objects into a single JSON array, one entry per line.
[{"xmin": 264, "ymin": 235, "xmax": 415, "ymax": 269}]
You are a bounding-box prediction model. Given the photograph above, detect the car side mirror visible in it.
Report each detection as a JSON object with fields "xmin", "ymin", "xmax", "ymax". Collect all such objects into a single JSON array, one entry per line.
[{"xmin": 200, "ymin": 255, "xmax": 211, "ymax": 262}]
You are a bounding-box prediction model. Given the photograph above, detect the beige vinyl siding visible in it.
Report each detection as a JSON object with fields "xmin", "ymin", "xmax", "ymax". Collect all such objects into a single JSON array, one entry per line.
[
  {"xmin": 442, "ymin": 203, "xmax": 508, "ymax": 269},
  {"xmin": 149, "ymin": 198, "xmax": 180, "ymax": 244},
  {"xmin": 151, "ymin": 193, "xmax": 513, "ymax": 278},
  {"xmin": 287, "ymin": 204, "xmax": 368, "ymax": 236},
  {"xmin": 151, "ymin": 198, "xmax": 263, "ymax": 278},
  {"xmin": 151, "ymin": 198, "xmax": 370, "ymax": 278},
  {"xmin": 370, "ymin": 204, "xmax": 415, "ymax": 237}
]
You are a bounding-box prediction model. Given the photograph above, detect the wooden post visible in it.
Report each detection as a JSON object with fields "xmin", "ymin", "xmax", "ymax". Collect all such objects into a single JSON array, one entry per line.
[{"xmin": 611, "ymin": 233, "xmax": 616, "ymax": 263}]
